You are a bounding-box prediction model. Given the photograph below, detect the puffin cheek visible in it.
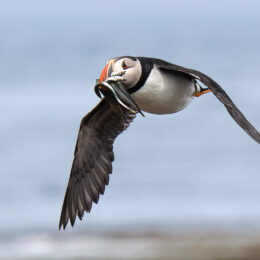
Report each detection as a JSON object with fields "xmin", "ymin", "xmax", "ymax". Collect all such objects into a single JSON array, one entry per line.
[
  {"xmin": 126, "ymin": 70, "xmax": 140, "ymax": 88},
  {"xmin": 122, "ymin": 74, "xmax": 134, "ymax": 89},
  {"xmin": 122, "ymin": 76, "xmax": 130, "ymax": 88}
]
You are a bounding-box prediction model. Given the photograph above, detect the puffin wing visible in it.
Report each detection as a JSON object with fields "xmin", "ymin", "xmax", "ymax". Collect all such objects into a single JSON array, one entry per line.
[
  {"xmin": 151, "ymin": 58, "xmax": 260, "ymax": 144},
  {"xmin": 59, "ymin": 99, "xmax": 136, "ymax": 229}
]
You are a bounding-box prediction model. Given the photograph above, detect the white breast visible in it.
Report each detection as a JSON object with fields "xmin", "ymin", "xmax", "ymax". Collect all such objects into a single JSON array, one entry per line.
[{"xmin": 131, "ymin": 65, "xmax": 196, "ymax": 114}]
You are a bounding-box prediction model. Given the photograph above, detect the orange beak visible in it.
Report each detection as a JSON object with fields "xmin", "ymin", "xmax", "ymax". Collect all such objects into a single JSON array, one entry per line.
[{"xmin": 98, "ymin": 59, "xmax": 115, "ymax": 83}]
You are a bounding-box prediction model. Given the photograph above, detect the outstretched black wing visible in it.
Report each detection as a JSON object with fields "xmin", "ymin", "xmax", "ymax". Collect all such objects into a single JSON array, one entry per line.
[
  {"xmin": 148, "ymin": 57, "xmax": 260, "ymax": 144},
  {"xmin": 59, "ymin": 99, "xmax": 136, "ymax": 229}
]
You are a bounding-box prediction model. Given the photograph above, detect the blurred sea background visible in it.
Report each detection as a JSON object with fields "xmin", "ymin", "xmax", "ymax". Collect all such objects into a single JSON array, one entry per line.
[{"xmin": 0, "ymin": 0, "xmax": 260, "ymax": 259}]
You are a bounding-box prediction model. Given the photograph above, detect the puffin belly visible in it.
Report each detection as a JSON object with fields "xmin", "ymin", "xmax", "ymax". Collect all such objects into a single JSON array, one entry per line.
[{"xmin": 131, "ymin": 66, "xmax": 196, "ymax": 115}]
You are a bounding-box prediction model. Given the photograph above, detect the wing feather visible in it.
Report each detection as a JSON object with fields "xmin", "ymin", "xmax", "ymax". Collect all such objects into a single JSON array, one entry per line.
[
  {"xmin": 150, "ymin": 57, "xmax": 260, "ymax": 144},
  {"xmin": 59, "ymin": 99, "xmax": 136, "ymax": 229}
]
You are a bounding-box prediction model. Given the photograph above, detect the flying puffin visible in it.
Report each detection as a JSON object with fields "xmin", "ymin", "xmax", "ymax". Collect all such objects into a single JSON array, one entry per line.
[{"xmin": 59, "ymin": 56, "xmax": 260, "ymax": 229}]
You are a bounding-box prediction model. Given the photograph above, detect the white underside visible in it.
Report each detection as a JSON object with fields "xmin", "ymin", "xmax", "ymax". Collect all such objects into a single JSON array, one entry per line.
[{"xmin": 131, "ymin": 65, "xmax": 196, "ymax": 114}]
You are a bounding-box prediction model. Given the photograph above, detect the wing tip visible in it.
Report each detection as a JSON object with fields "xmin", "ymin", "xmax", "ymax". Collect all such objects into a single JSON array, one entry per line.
[{"xmin": 59, "ymin": 217, "xmax": 68, "ymax": 230}]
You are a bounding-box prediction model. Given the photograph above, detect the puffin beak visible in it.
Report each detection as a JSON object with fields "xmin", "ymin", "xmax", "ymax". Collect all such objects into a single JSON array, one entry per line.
[{"xmin": 99, "ymin": 59, "xmax": 115, "ymax": 83}]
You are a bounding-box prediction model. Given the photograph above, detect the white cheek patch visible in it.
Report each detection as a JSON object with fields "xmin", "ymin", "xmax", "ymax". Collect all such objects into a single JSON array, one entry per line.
[
  {"xmin": 114, "ymin": 59, "xmax": 142, "ymax": 89},
  {"xmin": 124, "ymin": 66, "xmax": 141, "ymax": 88}
]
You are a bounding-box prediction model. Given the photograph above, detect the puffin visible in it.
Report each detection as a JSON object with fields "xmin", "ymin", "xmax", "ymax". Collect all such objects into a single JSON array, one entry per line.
[{"xmin": 59, "ymin": 56, "xmax": 260, "ymax": 229}]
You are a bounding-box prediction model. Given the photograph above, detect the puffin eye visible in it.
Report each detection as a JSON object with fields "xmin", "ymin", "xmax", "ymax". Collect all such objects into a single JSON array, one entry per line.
[{"xmin": 122, "ymin": 61, "xmax": 128, "ymax": 70}]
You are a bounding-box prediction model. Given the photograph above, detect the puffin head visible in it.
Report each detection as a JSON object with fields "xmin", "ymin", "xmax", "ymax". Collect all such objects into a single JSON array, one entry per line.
[{"xmin": 98, "ymin": 56, "xmax": 142, "ymax": 90}]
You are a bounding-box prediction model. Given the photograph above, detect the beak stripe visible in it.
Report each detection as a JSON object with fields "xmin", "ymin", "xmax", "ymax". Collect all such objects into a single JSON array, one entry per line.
[
  {"xmin": 99, "ymin": 60, "xmax": 115, "ymax": 83},
  {"xmin": 99, "ymin": 62, "xmax": 109, "ymax": 83}
]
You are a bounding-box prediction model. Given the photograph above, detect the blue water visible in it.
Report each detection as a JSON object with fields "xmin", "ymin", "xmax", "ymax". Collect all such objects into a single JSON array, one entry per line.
[{"xmin": 0, "ymin": 0, "xmax": 260, "ymax": 235}]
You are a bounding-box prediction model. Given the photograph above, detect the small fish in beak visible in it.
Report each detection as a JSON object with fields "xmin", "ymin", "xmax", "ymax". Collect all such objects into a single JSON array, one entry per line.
[
  {"xmin": 95, "ymin": 81, "xmax": 127, "ymax": 121},
  {"xmin": 95, "ymin": 80, "xmax": 144, "ymax": 119},
  {"xmin": 94, "ymin": 59, "xmax": 144, "ymax": 119}
]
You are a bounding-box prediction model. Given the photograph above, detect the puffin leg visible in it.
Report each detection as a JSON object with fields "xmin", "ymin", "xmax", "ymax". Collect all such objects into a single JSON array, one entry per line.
[{"xmin": 195, "ymin": 87, "xmax": 211, "ymax": 97}]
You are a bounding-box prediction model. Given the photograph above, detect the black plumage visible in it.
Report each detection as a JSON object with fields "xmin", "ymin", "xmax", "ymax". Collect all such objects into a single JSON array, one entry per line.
[{"xmin": 59, "ymin": 99, "xmax": 136, "ymax": 229}]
